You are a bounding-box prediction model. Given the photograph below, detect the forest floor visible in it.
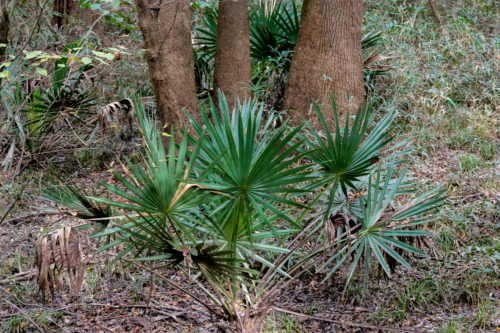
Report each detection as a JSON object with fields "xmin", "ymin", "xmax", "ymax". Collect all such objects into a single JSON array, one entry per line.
[
  {"xmin": 1, "ymin": 166, "xmax": 499, "ymax": 333},
  {"xmin": 2, "ymin": 0, "xmax": 500, "ymax": 332}
]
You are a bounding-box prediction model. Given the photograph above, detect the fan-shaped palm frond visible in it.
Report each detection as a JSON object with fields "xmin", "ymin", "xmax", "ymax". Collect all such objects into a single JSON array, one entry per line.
[
  {"xmin": 320, "ymin": 163, "xmax": 447, "ymax": 282},
  {"xmin": 186, "ymin": 92, "xmax": 313, "ymax": 244}
]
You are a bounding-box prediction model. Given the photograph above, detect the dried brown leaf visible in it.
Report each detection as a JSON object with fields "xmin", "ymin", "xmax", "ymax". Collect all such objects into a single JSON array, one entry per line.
[
  {"xmin": 364, "ymin": 51, "xmax": 398, "ymax": 70},
  {"xmin": 35, "ymin": 227, "xmax": 84, "ymax": 298}
]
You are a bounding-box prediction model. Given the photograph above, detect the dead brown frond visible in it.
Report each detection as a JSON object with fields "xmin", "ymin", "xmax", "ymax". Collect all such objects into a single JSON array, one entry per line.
[
  {"xmin": 364, "ymin": 51, "xmax": 398, "ymax": 71},
  {"xmin": 35, "ymin": 226, "xmax": 84, "ymax": 299}
]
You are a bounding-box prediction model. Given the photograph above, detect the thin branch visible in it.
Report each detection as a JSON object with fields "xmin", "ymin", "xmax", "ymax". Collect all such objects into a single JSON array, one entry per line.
[
  {"xmin": 16, "ymin": 0, "xmax": 50, "ymax": 56},
  {"xmin": 1, "ymin": 287, "xmax": 46, "ymax": 333},
  {"xmin": 272, "ymin": 306, "xmax": 428, "ymax": 333},
  {"xmin": 0, "ymin": 179, "xmax": 30, "ymax": 226}
]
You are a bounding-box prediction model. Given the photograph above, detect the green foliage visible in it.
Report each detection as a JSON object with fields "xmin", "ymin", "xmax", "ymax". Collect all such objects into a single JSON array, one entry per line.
[
  {"xmin": 459, "ymin": 154, "xmax": 480, "ymax": 172},
  {"xmin": 17, "ymin": 57, "xmax": 95, "ymax": 152},
  {"xmin": 79, "ymin": 0, "xmax": 139, "ymax": 34},
  {"xmin": 248, "ymin": 1, "xmax": 300, "ymax": 60},
  {"xmin": 195, "ymin": 2, "xmax": 300, "ymax": 61},
  {"xmin": 302, "ymin": 98, "xmax": 395, "ymax": 196},
  {"xmin": 439, "ymin": 321, "xmax": 462, "ymax": 333},
  {"xmin": 187, "ymin": 92, "xmax": 312, "ymax": 239},
  {"xmin": 1, "ymin": 315, "xmax": 28, "ymax": 333},
  {"xmin": 41, "ymin": 91, "xmax": 446, "ymax": 324},
  {"xmin": 41, "ymin": 171, "xmax": 113, "ymax": 234}
]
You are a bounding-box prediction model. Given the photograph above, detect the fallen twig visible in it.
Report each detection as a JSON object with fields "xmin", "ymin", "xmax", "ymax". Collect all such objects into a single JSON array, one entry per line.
[
  {"xmin": 0, "ymin": 211, "xmax": 60, "ymax": 225},
  {"xmin": 1, "ymin": 286, "xmax": 46, "ymax": 333},
  {"xmin": 449, "ymin": 192, "xmax": 484, "ymax": 203},
  {"xmin": 272, "ymin": 306, "xmax": 429, "ymax": 333},
  {"xmin": 0, "ymin": 269, "xmax": 37, "ymax": 284},
  {"xmin": 0, "ymin": 180, "xmax": 30, "ymax": 226}
]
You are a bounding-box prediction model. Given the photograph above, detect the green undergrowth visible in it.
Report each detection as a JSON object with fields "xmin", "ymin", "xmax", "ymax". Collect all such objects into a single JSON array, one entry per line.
[{"xmin": 363, "ymin": 0, "xmax": 500, "ymax": 328}]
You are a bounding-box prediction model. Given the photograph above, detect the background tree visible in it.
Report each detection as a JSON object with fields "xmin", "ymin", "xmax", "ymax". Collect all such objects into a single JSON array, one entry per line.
[
  {"xmin": 0, "ymin": 0, "xmax": 6, "ymax": 92},
  {"xmin": 213, "ymin": 0, "xmax": 251, "ymax": 108},
  {"xmin": 135, "ymin": 0, "xmax": 198, "ymax": 143},
  {"xmin": 0, "ymin": 0, "xmax": 8, "ymax": 62},
  {"xmin": 51, "ymin": 0, "xmax": 103, "ymax": 35},
  {"xmin": 51, "ymin": 0, "xmax": 75, "ymax": 29},
  {"xmin": 283, "ymin": 0, "xmax": 364, "ymax": 130}
]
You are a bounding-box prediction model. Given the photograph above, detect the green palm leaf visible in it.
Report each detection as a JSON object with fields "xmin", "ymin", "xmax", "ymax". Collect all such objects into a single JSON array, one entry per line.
[
  {"xmin": 187, "ymin": 92, "xmax": 313, "ymax": 243},
  {"xmin": 322, "ymin": 163, "xmax": 447, "ymax": 282}
]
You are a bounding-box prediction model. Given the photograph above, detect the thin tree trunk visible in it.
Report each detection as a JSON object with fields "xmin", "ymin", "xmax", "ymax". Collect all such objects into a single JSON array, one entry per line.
[
  {"xmin": 0, "ymin": 0, "xmax": 8, "ymax": 62},
  {"xmin": 135, "ymin": 0, "xmax": 198, "ymax": 144},
  {"xmin": 51, "ymin": 0, "xmax": 103, "ymax": 35},
  {"xmin": 282, "ymin": 0, "xmax": 364, "ymax": 130},
  {"xmin": 0, "ymin": 0, "xmax": 8, "ymax": 89},
  {"xmin": 51, "ymin": 0, "xmax": 75, "ymax": 28},
  {"xmin": 428, "ymin": 0, "xmax": 442, "ymax": 27},
  {"xmin": 213, "ymin": 0, "xmax": 251, "ymax": 109}
]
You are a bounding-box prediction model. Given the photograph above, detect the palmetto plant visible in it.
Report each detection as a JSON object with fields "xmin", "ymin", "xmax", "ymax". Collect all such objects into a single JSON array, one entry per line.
[
  {"xmin": 40, "ymin": 93, "xmax": 446, "ymax": 333},
  {"xmin": 1, "ymin": 55, "xmax": 95, "ymax": 170},
  {"xmin": 19, "ymin": 57, "xmax": 95, "ymax": 152},
  {"xmin": 87, "ymin": 93, "xmax": 314, "ymax": 321}
]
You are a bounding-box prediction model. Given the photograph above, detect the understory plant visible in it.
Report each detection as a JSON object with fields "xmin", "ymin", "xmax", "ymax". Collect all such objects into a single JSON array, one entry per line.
[{"xmin": 41, "ymin": 92, "xmax": 447, "ymax": 333}]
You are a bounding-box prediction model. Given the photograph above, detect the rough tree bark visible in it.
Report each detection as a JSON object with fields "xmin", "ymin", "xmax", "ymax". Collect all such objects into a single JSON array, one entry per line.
[
  {"xmin": 135, "ymin": 0, "xmax": 198, "ymax": 144},
  {"xmin": 213, "ymin": 0, "xmax": 251, "ymax": 109},
  {"xmin": 282, "ymin": 0, "xmax": 364, "ymax": 130}
]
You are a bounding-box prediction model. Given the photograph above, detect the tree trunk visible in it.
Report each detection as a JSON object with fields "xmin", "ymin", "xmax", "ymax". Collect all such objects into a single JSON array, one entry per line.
[
  {"xmin": 51, "ymin": 0, "xmax": 102, "ymax": 35},
  {"xmin": 282, "ymin": 0, "xmax": 364, "ymax": 130},
  {"xmin": 0, "ymin": 0, "xmax": 8, "ymax": 88},
  {"xmin": 135, "ymin": 0, "xmax": 198, "ymax": 144},
  {"xmin": 51, "ymin": 0, "xmax": 75, "ymax": 28},
  {"xmin": 428, "ymin": 0, "xmax": 442, "ymax": 27},
  {"xmin": 73, "ymin": 3, "xmax": 104, "ymax": 36},
  {"xmin": 0, "ymin": 0, "xmax": 8, "ymax": 62},
  {"xmin": 213, "ymin": 0, "xmax": 251, "ymax": 109}
]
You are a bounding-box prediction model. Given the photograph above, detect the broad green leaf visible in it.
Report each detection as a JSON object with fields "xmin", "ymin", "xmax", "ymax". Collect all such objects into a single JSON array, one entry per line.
[
  {"xmin": 36, "ymin": 68, "xmax": 48, "ymax": 76},
  {"xmin": 91, "ymin": 50, "xmax": 114, "ymax": 61},
  {"xmin": 23, "ymin": 50, "xmax": 43, "ymax": 60}
]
